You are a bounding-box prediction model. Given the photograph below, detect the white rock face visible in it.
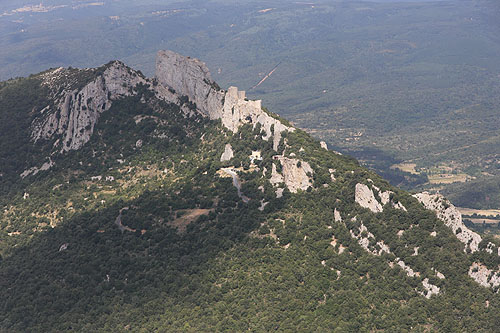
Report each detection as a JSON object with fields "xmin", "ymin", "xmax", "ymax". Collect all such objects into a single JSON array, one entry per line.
[
  {"xmin": 31, "ymin": 61, "xmax": 146, "ymax": 153},
  {"xmin": 378, "ymin": 190, "xmax": 391, "ymax": 206},
  {"xmin": 270, "ymin": 163, "xmax": 284, "ymax": 186},
  {"xmin": 29, "ymin": 50, "xmax": 294, "ymax": 169},
  {"xmin": 155, "ymin": 51, "xmax": 294, "ymax": 151},
  {"xmin": 396, "ymin": 259, "xmax": 419, "ymax": 277},
  {"xmin": 329, "ymin": 168, "xmax": 336, "ymax": 182},
  {"xmin": 155, "ymin": 50, "xmax": 225, "ymax": 119},
  {"xmin": 334, "ymin": 208, "xmax": 342, "ymax": 222},
  {"xmin": 220, "ymin": 144, "xmax": 234, "ymax": 162},
  {"xmin": 421, "ymin": 278, "xmax": 440, "ymax": 299},
  {"xmin": 413, "ymin": 192, "xmax": 481, "ymax": 253},
  {"xmin": 468, "ymin": 262, "xmax": 500, "ymax": 288},
  {"xmin": 320, "ymin": 141, "xmax": 328, "ymax": 150},
  {"xmin": 20, "ymin": 159, "xmax": 54, "ymax": 178},
  {"xmin": 350, "ymin": 222, "xmax": 390, "ymax": 256},
  {"xmin": 355, "ymin": 184, "xmax": 383, "ymax": 213},
  {"xmin": 373, "ymin": 185, "xmax": 407, "ymax": 211},
  {"xmin": 249, "ymin": 151, "xmax": 262, "ymax": 164},
  {"xmin": 270, "ymin": 156, "xmax": 313, "ymax": 193}
]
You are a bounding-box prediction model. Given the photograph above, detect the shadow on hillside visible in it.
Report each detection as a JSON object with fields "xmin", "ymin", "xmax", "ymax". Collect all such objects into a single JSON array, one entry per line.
[{"xmin": 0, "ymin": 187, "xmax": 264, "ymax": 331}]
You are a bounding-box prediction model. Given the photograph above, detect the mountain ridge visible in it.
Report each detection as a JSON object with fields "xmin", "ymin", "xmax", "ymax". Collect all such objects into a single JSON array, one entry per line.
[{"xmin": 1, "ymin": 50, "xmax": 500, "ymax": 331}]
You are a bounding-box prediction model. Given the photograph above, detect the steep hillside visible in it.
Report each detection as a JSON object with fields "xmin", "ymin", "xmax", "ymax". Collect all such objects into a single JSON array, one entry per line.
[
  {"xmin": 1, "ymin": 0, "xmax": 500, "ymax": 207},
  {"xmin": 1, "ymin": 51, "xmax": 500, "ymax": 331}
]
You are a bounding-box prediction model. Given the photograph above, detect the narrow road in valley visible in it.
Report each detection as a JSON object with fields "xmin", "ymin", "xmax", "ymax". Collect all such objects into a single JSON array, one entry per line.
[{"xmin": 250, "ymin": 61, "xmax": 281, "ymax": 90}]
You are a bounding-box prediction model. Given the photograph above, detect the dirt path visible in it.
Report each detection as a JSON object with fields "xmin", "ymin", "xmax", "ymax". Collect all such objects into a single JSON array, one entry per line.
[
  {"xmin": 222, "ymin": 168, "xmax": 250, "ymax": 203},
  {"xmin": 114, "ymin": 207, "xmax": 136, "ymax": 233},
  {"xmin": 169, "ymin": 209, "xmax": 212, "ymax": 232}
]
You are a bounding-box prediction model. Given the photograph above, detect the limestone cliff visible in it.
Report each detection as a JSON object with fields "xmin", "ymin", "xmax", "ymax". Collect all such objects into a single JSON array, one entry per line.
[
  {"xmin": 468, "ymin": 262, "xmax": 500, "ymax": 288},
  {"xmin": 30, "ymin": 50, "xmax": 294, "ymax": 161},
  {"xmin": 355, "ymin": 184, "xmax": 383, "ymax": 213},
  {"xmin": 31, "ymin": 61, "xmax": 146, "ymax": 153},
  {"xmin": 155, "ymin": 51, "xmax": 294, "ymax": 151},
  {"xmin": 269, "ymin": 156, "xmax": 313, "ymax": 193},
  {"xmin": 414, "ymin": 192, "xmax": 500, "ymax": 289},
  {"xmin": 220, "ymin": 144, "xmax": 234, "ymax": 162},
  {"xmin": 413, "ymin": 192, "xmax": 482, "ymax": 253},
  {"xmin": 355, "ymin": 183, "xmax": 406, "ymax": 213},
  {"xmin": 155, "ymin": 50, "xmax": 224, "ymax": 119}
]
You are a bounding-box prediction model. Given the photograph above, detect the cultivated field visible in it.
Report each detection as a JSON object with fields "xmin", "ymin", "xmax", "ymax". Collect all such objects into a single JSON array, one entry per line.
[{"xmin": 458, "ymin": 207, "xmax": 500, "ymax": 217}]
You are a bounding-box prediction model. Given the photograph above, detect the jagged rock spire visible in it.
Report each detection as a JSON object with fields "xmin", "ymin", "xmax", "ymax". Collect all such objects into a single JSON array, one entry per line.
[{"xmin": 155, "ymin": 50, "xmax": 294, "ymax": 150}]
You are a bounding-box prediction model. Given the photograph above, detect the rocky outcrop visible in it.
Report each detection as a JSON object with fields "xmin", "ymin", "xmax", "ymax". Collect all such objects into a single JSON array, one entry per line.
[
  {"xmin": 379, "ymin": 190, "xmax": 390, "ymax": 206},
  {"xmin": 329, "ymin": 169, "xmax": 336, "ymax": 182},
  {"xmin": 393, "ymin": 260, "xmax": 440, "ymax": 298},
  {"xmin": 220, "ymin": 144, "xmax": 234, "ymax": 162},
  {"xmin": 270, "ymin": 156, "xmax": 313, "ymax": 193},
  {"xmin": 355, "ymin": 183, "xmax": 407, "ymax": 213},
  {"xmin": 20, "ymin": 158, "xmax": 54, "ymax": 178},
  {"xmin": 413, "ymin": 192, "xmax": 481, "ymax": 253},
  {"xmin": 350, "ymin": 221, "xmax": 390, "ymax": 256},
  {"xmin": 414, "ymin": 193, "xmax": 500, "ymax": 290},
  {"xmin": 155, "ymin": 51, "xmax": 294, "ymax": 151},
  {"xmin": 468, "ymin": 262, "xmax": 500, "ymax": 288},
  {"xmin": 432, "ymin": 268, "xmax": 445, "ymax": 279},
  {"xmin": 334, "ymin": 208, "xmax": 342, "ymax": 222},
  {"xmin": 207, "ymin": 86, "xmax": 291, "ymax": 150},
  {"xmin": 374, "ymin": 185, "xmax": 407, "ymax": 211},
  {"xmin": 222, "ymin": 86, "xmax": 294, "ymax": 150},
  {"xmin": 31, "ymin": 61, "xmax": 146, "ymax": 153},
  {"xmin": 349, "ymin": 216, "xmax": 441, "ymax": 298},
  {"xmin": 421, "ymin": 278, "xmax": 440, "ymax": 299},
  {"xmin": 30, "ymin": 50, "xmax": 294, "ymax": 163},
  {"xmin": 355, "ymin": 184, "xmax": 383, "ymax": 213},
  {"xmin": 155, "ymin": 50, "xmax": 224, "ymax": 119},
  {"xmin": 395, "ymin": 259, "xmax": 419, "ymax": 277},
  {"xmin": 270, "ymin": 163, "xmax": 284, "ymax": 186},
  {"xmin": 249, "ymin": 151, "xmax": 262, "ymax": 164}
]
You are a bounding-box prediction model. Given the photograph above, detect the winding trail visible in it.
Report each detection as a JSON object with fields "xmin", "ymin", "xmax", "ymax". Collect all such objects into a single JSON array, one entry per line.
[
  {"xmin": 222, "ymin": 168, "xmax": 250, "ymax": 203},
  {"xmin": 115, "ymin": 207, "xmax": 136, "ymax": 233}
]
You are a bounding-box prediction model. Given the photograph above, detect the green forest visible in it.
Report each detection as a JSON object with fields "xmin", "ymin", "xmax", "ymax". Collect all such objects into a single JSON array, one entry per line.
[{"xmin": 1, "ymin": 64, "xmax": 500, "ymax": 331}]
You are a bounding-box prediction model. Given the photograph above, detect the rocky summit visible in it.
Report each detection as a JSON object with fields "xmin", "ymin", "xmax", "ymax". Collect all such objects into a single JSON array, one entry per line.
[{"xmin": 1, "ymin": 51, "xmax": 500, "ymax": 331}]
